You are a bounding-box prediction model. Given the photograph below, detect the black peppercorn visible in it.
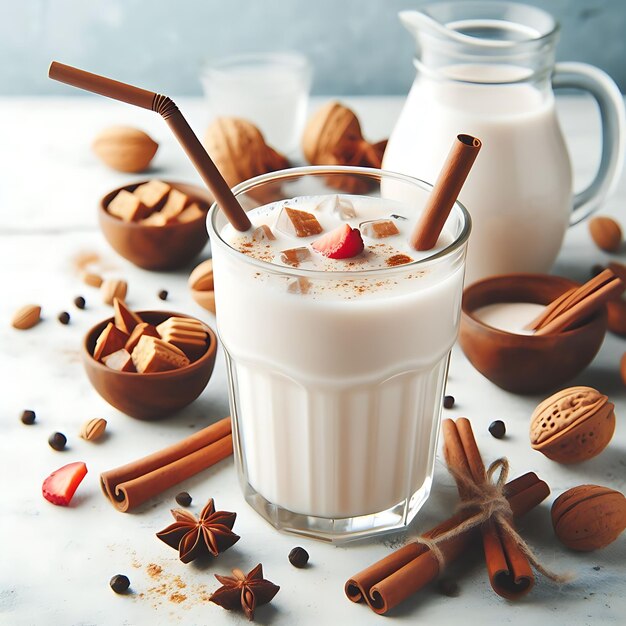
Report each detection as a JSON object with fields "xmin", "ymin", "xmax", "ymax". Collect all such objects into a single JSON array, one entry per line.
[
  {"xmin": 443, "ymin": 395, "xmax": 455, "ymax": 409},
  {"xmin": 109, "ymin": 574, "xmax": 130, "ymax": 594},
  {"xmin": 488, "ymin": 420, "xmax": 506, "ymax": 439},
  {"xmin": 175, "ymin": 491, "xmax": 192, "ymax": 507},
  {"xmin": 57, "ymin": 311, "xmax": 70, "ymax": 325},
  {"xmin": 48, "ymin": 432, "xmax": 67, "ymax": 451},
  {"xmin": 288, "ymin": 546, "xmax": 309, "ymax": 568},
  {"xmin": 158, "ymin": 289, "xmax": 168, "ymax": 301},
  {"xmin": 21, "ymin": 409, "xmax": 36, "ymax": 425},
  {"xmin": 73, "ymin": 296, "xmax": 86, "ymax": 310}
]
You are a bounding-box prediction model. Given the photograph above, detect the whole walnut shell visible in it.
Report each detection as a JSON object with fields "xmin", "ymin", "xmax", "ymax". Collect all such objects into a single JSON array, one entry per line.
[
  {"xmin": 530, "ymin": 386, "xmax": 615, "ymax": 463},
  {"xmin": 203, "ymin": 118, "xmax": 289, "ymax": 189},
  {"xmin": 301, "ymin": 102, "xmax": 387, "ymax": 194},
  {"xmin": 551, "ymin": 484, "xmax": 626, "ymax": 551},
  {"xmin": 302, "ymin": 102, "xmax": 363, "ymax": 164}
]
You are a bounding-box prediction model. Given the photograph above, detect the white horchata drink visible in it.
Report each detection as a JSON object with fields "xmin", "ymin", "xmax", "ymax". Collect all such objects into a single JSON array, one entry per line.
[{"xmin": 208, "ymin": 168, "xmax": 470, "ymax": 541}]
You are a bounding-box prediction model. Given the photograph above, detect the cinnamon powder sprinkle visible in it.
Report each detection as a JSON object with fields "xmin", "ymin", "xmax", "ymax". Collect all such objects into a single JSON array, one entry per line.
[
  {"xmin": 386, "ymin": 254, "xmax": 414, "ymax": 267},
  {"xmin": 170, "ymin": 592, "xmax": 187, "ymax": 604},
  {"xmin": 147, "ymin": 563, "xmax": 163, "ymax": 578}
]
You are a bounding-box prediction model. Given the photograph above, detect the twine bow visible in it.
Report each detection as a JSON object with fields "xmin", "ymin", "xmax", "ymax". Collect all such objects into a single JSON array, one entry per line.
[{"xmin": 415, "ymin": 458, "xmax": 572, "ymax": 585}]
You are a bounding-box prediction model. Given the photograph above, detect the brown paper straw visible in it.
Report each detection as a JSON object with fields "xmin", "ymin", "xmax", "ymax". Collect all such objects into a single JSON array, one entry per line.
[
  {"xmin": 410, "ymin": 134, "xmax": 481, "ymax": 251},
  {"xmin": 48, "ymin": 61, "xmax": 251, "ymax": 232},
  {"xmin": 100, "ymin": 416, "xmax": 233, "ymax": 512}
]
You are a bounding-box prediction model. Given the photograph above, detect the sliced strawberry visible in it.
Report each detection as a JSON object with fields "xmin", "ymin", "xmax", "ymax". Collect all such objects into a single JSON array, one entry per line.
[
  {"xmin": 311, "ymin": 224, "xmax": 364, "ymax": 259},
  {"xmin": 42, "ymin": 461, "xmax": 88, "ymax": 506}
]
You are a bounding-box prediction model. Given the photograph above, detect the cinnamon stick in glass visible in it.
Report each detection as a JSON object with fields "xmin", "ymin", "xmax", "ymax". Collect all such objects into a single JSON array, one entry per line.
[
  {"xmin": 48, "ymin": 61, "xmax": 251, "ymax": 232},
  {"xmin": 100, "ymin": 416, "xmax": 233, "ymax": 512},
  {"xmin": 344, "ymin": 471, "xmax": 549, "ymax": 614},
  {"xmin": 410, "ymin": 134, "xmax": 481, "ymax": 251},
  {"xmin": 448, "ymin": 418, "xmax": 534, "ymax": 599}
]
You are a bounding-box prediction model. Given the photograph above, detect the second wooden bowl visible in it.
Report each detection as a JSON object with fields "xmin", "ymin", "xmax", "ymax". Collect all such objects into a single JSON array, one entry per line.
[
  {"xmin": 460, "ymin": 274, "xmax": 607, "ymax": 394},
  {"xmin": 82, "ymin": 310, "xmax": 217, "ymax": 420}
]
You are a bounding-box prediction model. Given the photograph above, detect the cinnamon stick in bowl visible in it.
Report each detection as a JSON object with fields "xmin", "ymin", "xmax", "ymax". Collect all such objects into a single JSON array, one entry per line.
[{"xmin": 100, "ymin": 416, "xmax": 232, "ymax": 512}]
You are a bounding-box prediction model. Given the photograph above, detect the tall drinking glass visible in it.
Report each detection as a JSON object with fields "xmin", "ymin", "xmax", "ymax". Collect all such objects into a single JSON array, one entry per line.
[{"xmin": 207, "ymin": 166, "xmax": 470, "ymax": 542}]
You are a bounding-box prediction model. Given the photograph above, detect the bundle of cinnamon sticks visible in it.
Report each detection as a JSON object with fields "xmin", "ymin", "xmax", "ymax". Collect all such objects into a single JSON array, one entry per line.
[
  {"xmin": 528, "ymin": 268, "xmax": 624, "ymax": 334},
  {"xmin": 345, "ymin": 418, "xmax": 550, "ymax": 615}
]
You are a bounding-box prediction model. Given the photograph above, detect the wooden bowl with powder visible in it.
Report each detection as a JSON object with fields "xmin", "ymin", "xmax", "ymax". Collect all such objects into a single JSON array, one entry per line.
[{"xmin": 460, "ymin": 274, "xmax": 607, "ymax": 394}]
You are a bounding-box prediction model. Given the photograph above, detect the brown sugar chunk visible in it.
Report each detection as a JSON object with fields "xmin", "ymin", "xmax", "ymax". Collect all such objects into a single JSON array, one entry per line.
[
  {"xmin": 108, "ymin": 190, "xmax": 151, "ymax": 222},
  {"xmin": 360, "ymin": 219, "xmax": 400, "ymax": 239},
  {"xmin": 102, "ymin": 349, "xmax": 135, "ymax": 372},
  {"xmin": 131, "ymin": 335, "xmax": 190, "ymax": 373},
  {"xmin": 277, "ymin": 207, "xmax": 323, "ymax": 237},
  {"xmin": 177, "ymin": 203, "xmax": 205, "ymax": 224},
  {"xmin": 93, "ymin": 322, "xmax": 129, "ymax": 361},
  {"xmin": 156, "ymin": 317, "xmax": 208, "ymax": 360},
  {"xmin": 159, "ymin": 188, "xmax": 189, "ymax": 222},
  {"xmin": 133, "ymin": 180, "xmax": 171, "ymax": 210},
  {"xmin": 113, "ymin": 298, "xmax": 143, "ymax": 334},
  {"xmin": 125, "ymin": 322, "xmax": 160, "ymax": 353}
]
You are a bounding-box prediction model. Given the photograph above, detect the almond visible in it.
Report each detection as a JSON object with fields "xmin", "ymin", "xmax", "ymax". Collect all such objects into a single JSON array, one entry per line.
[
  {"xmin": 589, "ymin": 216, "xmax": 622, "ymax": 252},
  {"xmin": 188, "ymin": 259, "xmax": 214, "ymax": 292},
  {"xmin": 101, "ymin": 279, "xmax": 128, "ymax": 305},
  {"xmin": 551, "ymin": 484, "xmax": 626, "ymax": 551},
  {"xmin": 81, "ymin": 271, "xmax": 103, "ymax": 288},
  {"xmin": 80, "ymin": 418, "xmax": 107, "ymax": 442},
  {"xmin": 12, "ymin": 304, "xmax": 41, "ymax": 330},
  {"xmin": 93, "ymin": 126, "xmax": 158, "ymax": 173}
]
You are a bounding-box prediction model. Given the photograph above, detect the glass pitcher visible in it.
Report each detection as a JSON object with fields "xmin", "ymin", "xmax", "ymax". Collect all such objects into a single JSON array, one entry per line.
[{"xmin": 383, "ymin": 1, "xmax": 625, "ymax": 284}]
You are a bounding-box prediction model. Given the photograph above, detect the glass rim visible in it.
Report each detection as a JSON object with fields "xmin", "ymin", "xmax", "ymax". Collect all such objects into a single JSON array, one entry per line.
[
  {"xmin": 207, "ymin": 165, "xmax": 471, "ymax": 280},
  {"xmin": 200, "ymin": 51, "xmax": 311, "ymax": 78}
]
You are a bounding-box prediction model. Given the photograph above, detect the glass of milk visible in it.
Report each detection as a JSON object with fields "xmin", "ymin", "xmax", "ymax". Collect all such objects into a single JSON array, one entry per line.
[
  {"xmin": 200, "ymin": 52, "xmax": 312, "ymax": 156},
  {"xmin": 207, "ymin": 166, "xmax": 471, "ymax": 541}
]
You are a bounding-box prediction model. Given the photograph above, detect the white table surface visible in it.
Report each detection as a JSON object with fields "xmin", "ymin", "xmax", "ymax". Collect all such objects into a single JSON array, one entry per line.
[{"xmin": 0, "ymin": 95, "xmax": 624, "ymax": 626}]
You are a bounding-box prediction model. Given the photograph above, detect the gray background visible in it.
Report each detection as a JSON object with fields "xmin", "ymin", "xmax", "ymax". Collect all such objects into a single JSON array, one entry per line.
[{"xmin": 2, "ymin": 0, "xmax": 625, "ymax": 95}]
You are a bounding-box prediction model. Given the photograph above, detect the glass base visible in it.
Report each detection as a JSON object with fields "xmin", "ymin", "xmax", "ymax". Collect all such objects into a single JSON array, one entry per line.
[{"xmin": 240, "ymin": 476, "xmax": 433, "ymax": 544}]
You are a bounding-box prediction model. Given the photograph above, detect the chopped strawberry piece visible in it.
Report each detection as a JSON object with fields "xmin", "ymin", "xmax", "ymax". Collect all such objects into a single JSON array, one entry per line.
[
  {"xmin": 311, "ymin": 224, "xmax": 364, "ymax": 259},
  {"xmin": 42, "ymin": 461, "xmax": 88, "ymax": 506}
]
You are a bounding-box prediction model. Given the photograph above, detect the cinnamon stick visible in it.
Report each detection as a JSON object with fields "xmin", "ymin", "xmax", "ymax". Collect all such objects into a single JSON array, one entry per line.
[
  {"xmin": 100, "ymin": 416, "xmax": 233, "ymax": 512},
  {"xmin": 528, "ymin": 269, "xmax": 625, "ymax": 334},
  {"xmin": 344, "ymin": 472, "xmax": 549, "ymax": 614},
  {"xmin": 535, "ymin": 275, "xmax": 624, "ymax": 335},
  {"xmin": 452, "ymin": 418, "xmax": 534, "ymax": 599},
  {"xmin": 410, "ymin": 134, "xmax": 481, "ymax": 251}
]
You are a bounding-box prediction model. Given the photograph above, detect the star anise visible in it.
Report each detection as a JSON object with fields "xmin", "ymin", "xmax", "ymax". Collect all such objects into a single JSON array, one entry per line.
[
  {"xmin": 210, "ymin": 563, "xmax": 280, "ymax": 621},
  {"xmin": 156, "ymin": 498, "xmax": 239, "ymax": 563}
]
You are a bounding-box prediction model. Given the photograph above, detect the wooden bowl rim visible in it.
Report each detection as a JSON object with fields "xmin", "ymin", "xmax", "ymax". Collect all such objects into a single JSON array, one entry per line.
[
  {"xmin": 462, "ymin": 273, "xmax": 606, "ymax": 342},
  {"xmin": 99, "ymin": 180, "xmax": 212, "ymax": 230},
  {"xmin": 83, "ymin": 310, "xmax": 217, "ymax": 378}
]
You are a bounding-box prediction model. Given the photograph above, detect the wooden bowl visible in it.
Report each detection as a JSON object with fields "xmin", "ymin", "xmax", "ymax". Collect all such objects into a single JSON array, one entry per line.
[
  {"xmin": 82, "ymin": 311, "xmax": 217, "ymax": 420},
  {"xmin": 460, "ymin": 274, "xmax": 607, "ymax": 394},
  {"xmin": 99, "ymin": 181, "xmax": 212, "ymax": 270}
]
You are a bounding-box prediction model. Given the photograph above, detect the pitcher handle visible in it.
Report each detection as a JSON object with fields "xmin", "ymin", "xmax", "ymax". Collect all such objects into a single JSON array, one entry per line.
[{"xmin": 552, "ymin": 62, "xmax": 625, "ymax": 226}]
